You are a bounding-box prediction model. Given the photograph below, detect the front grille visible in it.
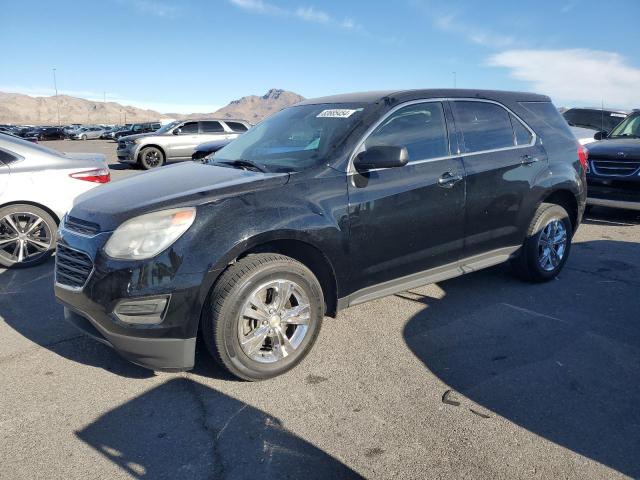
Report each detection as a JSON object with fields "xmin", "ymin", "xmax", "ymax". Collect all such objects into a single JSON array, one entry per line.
[
  {"xmin": 64, "ymin": 216, "xmax": 100, "ymax": 236},
  {"xmin": 55, "ymin": 244, "xmax": 94, "ymax": 289},
  {"xmin": 591, "ymin": 159, "xmax": 640, "ymax": 177}
]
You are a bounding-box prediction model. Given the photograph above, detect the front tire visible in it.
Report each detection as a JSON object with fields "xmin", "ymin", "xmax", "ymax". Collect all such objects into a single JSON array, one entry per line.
[
  {"xmin": 81, "ymin": 134, "xmax": 87, "ymax": 141},
  {"xmin": 0, "ymin": 204, "xmax": 57, "ymax": 268},
  {"xmin": 139, "ymin": 146, "xmax": 165, "ymax": 170},
  {"xmin": 511, "ymin": 203, "xmax": 573, "ymax": 282},
  {"xmin": 202, "ymin": 254, "xmax": 324, "ymax": 381}
]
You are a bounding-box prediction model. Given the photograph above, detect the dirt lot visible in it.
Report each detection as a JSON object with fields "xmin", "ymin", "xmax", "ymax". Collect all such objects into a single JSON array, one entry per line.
[{"xmin": 1, "ymin": 140, "xmax": 640, "ymax": 479}]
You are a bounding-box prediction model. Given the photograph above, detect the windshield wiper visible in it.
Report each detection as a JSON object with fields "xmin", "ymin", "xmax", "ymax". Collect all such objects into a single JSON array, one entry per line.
[{"xmin": 216, "ymin": 159, "xmax": 266, "ymax": 173}]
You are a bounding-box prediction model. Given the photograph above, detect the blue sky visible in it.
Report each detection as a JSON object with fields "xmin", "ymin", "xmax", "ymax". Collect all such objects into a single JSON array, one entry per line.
[{"xmin": 1, "ymin": 0, "xmax": 639, "ymax": 112}]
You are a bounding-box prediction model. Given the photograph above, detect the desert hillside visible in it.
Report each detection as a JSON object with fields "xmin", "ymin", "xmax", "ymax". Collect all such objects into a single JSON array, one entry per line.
[{"xmin": 0, "ymin": 89, "xmax": 304, "ymax": 125}]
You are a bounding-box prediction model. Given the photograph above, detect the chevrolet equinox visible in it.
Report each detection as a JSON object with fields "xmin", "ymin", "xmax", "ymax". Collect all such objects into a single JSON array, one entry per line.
[{"xmin": 54, "ymin": 89, "xmax": 587, "ymax": 381}]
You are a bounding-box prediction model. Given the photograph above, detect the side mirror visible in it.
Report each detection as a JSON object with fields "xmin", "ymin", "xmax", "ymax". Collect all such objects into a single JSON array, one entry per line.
[
  {"xmin": 594, "ymin": 130, "xmax": 608, "ymax": 140},
  {"xmin": 173, "ymin": 128, "xmax": 181, "ymax": 135},
  {"xmin": 354, "ymin": 146, "xmax": 409, "ymax": 171}
]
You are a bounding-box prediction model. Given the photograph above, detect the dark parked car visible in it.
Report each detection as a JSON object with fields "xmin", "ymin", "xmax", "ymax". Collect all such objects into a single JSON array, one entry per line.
[
  {"xmin": 584, "ymin": 110, "xmax": 640, "ymax": 211},
  {"xmin": 32, "ymin": 126, "xmax": 66, "ymax": 141},
  {"xmin": 55, "ymin": 89, "xmax": 586, "ymax": 381},
  {"xmin": 113, "ymin": 122, "xmax": 161, "ymax": 140}
]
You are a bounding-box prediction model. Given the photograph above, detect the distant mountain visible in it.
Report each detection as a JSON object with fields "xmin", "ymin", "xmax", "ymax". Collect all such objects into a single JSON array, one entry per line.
[
  {"xmin": 0, "ymin": 92, "xmax": 167, "ymax": 125},
  {"xmin": 0, "ymin": 89, "xmax": 305, "ymax": 125}
]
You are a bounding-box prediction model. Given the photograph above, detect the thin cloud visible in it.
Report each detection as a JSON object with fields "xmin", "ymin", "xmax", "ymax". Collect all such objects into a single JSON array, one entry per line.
[
  {"xmin": 487, "ymin": 49, "xmax": 640, "ymax": 108},
  {"xmin": 228, "ymin": 0, "xmax": 361, "ymax": 31},
  {"xmin": 117, "ymin": 0, "xmax": 178, "ymax": 18},
  {"xmin": 433, "ymin": 12, "xmax": 515, "ymax": 48}
]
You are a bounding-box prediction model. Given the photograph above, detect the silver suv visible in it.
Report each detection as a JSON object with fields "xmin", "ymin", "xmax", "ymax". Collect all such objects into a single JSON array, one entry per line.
[{"xmin": 117, "ymin": 119, "xmax": 250, "ymax": 169}]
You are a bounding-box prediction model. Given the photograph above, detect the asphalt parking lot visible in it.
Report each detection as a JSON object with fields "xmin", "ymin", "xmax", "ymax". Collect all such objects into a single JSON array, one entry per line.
[{"xmin": 1, "ymin": 140, "xmax": 640, "ymax": 479}]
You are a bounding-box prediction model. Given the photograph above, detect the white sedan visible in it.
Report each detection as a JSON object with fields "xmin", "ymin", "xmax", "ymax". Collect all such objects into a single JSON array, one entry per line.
[{"xmin": 0, "ymin": 134, "xmax": 110, "ymax": 268}]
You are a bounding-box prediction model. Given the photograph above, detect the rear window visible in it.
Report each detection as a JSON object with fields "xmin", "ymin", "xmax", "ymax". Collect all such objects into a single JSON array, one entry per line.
[
  {"xmin": 225, "ymin": 121, "xmax": 248, "ymax": 133},
  {"xmin": 452, "ymin": 101, "xmax": 515, "ymax": 153},
  {"xmin": 201, "ymin": 121, "xmax": 224, "ymax": 133},
  {"xmin": 520, "ymin": 102, "xmax": 573, "ymax": 135}
]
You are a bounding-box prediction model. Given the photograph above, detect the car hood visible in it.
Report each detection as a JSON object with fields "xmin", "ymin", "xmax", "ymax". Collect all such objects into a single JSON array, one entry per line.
[
  {"xmin": 586, "ymin": 138, "xmax": 640, "ymax": 161},
  {"xmin": 118, "ymin": 133, "xmax": 152, "ymax": 142},
  {"xmin": 70, "ymin": 162, "xmax": 290, "ymax": 231}
]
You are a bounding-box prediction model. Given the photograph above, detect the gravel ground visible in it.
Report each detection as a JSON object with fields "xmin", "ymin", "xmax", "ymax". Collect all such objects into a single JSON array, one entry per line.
[{"xmin": 1, "ymin": 140, "xmax": 639, "ymax": 479}]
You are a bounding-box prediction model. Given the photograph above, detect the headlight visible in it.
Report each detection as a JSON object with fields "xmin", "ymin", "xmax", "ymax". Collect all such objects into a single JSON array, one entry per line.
[{"xmin": 104, "ymin": 208, "xmax": 196, "ymax": 260}]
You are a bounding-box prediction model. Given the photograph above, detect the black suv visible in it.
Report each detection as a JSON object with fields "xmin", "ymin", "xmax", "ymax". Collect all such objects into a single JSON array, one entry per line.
[
  {"xmin": 584, "ymin": 110, "xmax": 640, "ymax": 211},
  {"xmin": 113, "ymin": 122, "xmax": 161, "ymax": 139},
  {"xmin": 54, "ymin": 89, "xmax": 586, "ymax": 380}
]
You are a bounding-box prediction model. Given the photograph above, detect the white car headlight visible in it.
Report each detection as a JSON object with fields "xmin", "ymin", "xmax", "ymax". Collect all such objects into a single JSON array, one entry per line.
[{"xmin": 104, "ymin": 208, "xmax": 196, "ymax": 260}]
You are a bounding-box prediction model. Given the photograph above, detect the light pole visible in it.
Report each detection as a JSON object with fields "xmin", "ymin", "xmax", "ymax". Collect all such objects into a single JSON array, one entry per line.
[
  {"xmin": 52, "ymin": 68, "xmax": 61, "ymax": 126},
  {"xmin": 452, "ymin": 71, "xmax": 457, "ymax": 88}
]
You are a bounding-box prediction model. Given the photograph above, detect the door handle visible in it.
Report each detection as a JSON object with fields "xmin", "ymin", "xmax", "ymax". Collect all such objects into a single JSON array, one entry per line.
[
  {"xmin": 438, "ymin": 171, "xmax": 463, "ymax": 188},
  {"xmin": 521, "ymin": 154, "xmax": 540, "ymax": 165}
]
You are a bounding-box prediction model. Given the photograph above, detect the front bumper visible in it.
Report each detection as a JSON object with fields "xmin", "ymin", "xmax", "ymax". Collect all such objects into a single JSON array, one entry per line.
[
  {"xmin": 54, "ymin": 227, "xmax": 220, "ymax": 371},
  {"xmin": 63, "ymin": 307, "xmax": 196, "ymax": 371},
  {"xmin": 117, "ymin": 143, "xmax": 137, "ymax": 163},
  {"xmin": 586, "ymin": 177, "xmax": 640, "ymax": 211}
]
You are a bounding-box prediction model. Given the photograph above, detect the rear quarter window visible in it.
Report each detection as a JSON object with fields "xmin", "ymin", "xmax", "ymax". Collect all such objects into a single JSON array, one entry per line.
[
  {"xmin": 0, "ymin": 148, "xmax": 20, "ymax": 165},
  {"xmin": 225, "ymin": 121, "xmax": 248, "ymax": 133}
]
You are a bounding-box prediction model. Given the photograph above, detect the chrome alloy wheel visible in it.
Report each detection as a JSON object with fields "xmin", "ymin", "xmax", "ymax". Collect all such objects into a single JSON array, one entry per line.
[
  {"xmin": 537, "ymin": 219, "xmax": 567, "ymax": 272},
  {"xmin": 237, "ymin": 279, "xmax": 311, "ymax": 363},
  {"xmin": 0, "ymin": 212, "xmax": 53, "ymax": 264}
]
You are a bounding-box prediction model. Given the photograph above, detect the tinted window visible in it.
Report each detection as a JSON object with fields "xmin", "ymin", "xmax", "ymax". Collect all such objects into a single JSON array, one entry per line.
[
  {"xmin": 180, "ymin": 122, "xmax": 199, "ymax": 134},
  {"xmin": 201, "ymin": 121, "xmax": 224, "ymax": 133},
  {"xmin": 152, "ymin": 123, "xmax": 161, "ymax": 130},
  {"xmin": 520, "ymin": 102, "xmax": 573, "ymax": 136},
  {"xmin": 365, "ymin": 102, "xmax": 449, "ymax": 161},
  {"xmin": 0, "ymin": 148, "xmax": 19, "ymax": 165},
  {"xmin": 453, "ymin": 101, "xmax": 514, "ymax": 153},
  {"xmin": 225, "ymin": 121, "xmax": 248, "ymax": 132},
  {"xmin": 511, "ymin": 114, "xmax": 533, "ymax": 146}
]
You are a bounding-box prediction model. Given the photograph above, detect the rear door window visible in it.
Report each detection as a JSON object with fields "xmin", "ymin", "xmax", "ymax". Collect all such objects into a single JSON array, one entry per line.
[
  {"xmin": 201, "ymin": 121, "xmax": 224, "ymax": 133},
  {"xmin": 365, "ymin": 102, "xmax": 450, "ymax": 162},
  {"xmin": 452, "ymin": 101, "xmax": 515, "ymax": 153},
  {"xmin": 180, "ymin": 122, "xmax": 199, "ymax": 134}
]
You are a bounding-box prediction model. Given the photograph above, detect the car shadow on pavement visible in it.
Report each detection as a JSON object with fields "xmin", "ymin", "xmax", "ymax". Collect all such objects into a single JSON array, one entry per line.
[
  {"xmin": 0, "ymin": 257, "xmax": 153, "ymax": 379},
  {"xmin": 76, "ymin": 377, "xmax": 362, "ymax": 479},
  {"xmin": 403, "ymin": 239, "xmax": 640, "ymax": 478}
]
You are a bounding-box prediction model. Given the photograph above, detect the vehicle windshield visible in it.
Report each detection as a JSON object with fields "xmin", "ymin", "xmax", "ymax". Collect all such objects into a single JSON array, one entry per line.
[
  {"xmin": 155, "ymin": 121, "xmax": 181, "ymax": 134},
  {"xmin": 212, "ymin": 103, "xmax": 368, "ymax": 172},
  {"xmin": 608, "ymin": 113, "xmax": 640, "ymax": 138}
]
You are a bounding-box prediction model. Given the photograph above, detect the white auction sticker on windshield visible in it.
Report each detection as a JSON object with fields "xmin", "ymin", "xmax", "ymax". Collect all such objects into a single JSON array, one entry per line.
[{"xmin": 317, "ymin": 109, "xmax": 360, "ymax": 118}]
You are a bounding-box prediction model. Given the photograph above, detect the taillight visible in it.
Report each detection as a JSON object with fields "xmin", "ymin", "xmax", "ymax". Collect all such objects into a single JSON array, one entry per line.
[
  {"xmin": 577, "ymin": 144, "xmax": 589, "ymax": 172},
  {"xmin": 70, "ymin": 168, "xmax": 111, "ymax": 183}
]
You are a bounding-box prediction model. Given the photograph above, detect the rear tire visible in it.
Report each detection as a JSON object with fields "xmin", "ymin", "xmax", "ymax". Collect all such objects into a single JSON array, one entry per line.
[
  {"xmin": 81, "ymin": 134, "xmax": 87, "ymax": 141},
  {"xmin": 201, "ymin": 254, "xmax": 324, "ymax": 381},
  {"xmin": 511, "ymin": 203, "xmax": 573, "ymax": 282},
  {"xmin": 0, "ymin": 204, "xmax": 57, "ymax": 268},
  {"xmin": 139, "ymin": 146, "xmax": 165, "ymax": 170}
]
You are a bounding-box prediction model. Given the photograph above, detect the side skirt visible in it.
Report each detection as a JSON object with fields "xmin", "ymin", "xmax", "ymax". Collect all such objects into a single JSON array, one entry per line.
[{"xmin": 337, "ymin": 246, "xmax": 520, "ymax": 309}]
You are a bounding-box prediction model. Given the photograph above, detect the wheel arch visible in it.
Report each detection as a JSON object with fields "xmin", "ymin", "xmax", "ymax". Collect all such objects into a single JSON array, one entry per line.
[
  {"xmin": 136, "ymin": 144, "xmax": 167, "ymax": 163},
  {"xmin": 0, "ymin": 200, "xmax": 61, "ymax": 225},
  {"xmin": 540, "ymin": 189, "xmax": 579, "ymax": 232},
  {"xmin": 207, "ymin": 234, "xmax": 340, "ymax": 319}
]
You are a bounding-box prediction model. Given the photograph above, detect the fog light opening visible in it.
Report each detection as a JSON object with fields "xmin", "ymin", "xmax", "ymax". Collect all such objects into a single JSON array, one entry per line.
[{"xmin": 114, "ymin": 296, "xmax": 169, "ymax": 325}]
